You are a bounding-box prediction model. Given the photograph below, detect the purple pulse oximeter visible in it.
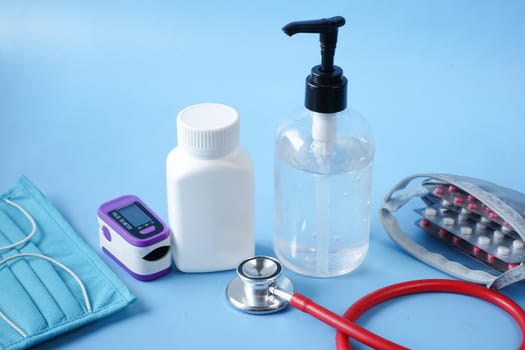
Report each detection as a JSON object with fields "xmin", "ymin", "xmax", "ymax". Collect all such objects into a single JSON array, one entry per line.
[{"xmin": 97, "ymin": 195, "xmax": 172, "ymax": 281}]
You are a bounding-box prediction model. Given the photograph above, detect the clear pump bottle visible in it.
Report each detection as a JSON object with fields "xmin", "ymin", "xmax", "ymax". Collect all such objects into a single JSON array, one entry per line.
[{"xmin": 274, "ymin": 17, "xmax": 374, "ymax": 277}]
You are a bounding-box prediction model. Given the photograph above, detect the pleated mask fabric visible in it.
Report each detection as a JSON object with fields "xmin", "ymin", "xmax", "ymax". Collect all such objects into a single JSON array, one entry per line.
[{"xmin": 0, "ymin": 176, "xmax": 135, "ymax": 349}]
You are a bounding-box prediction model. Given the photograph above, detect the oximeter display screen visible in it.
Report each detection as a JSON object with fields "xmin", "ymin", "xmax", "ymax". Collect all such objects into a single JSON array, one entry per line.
[
  {"xmin": 108, "ymin": 200, "xmax": 162, "ymax": 239},
  {"xmin": 119, "ymin": 204, "xmax": 151, "ymax": 227}
]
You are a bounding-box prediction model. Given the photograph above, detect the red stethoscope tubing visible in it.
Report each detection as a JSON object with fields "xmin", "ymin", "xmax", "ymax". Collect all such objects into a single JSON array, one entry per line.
[
  {"xmin": 291, "ymin": 292, "xmax": 406, "ymax": 349},
  {"xmin": 288, "ymin": 279, "xmax": 525, "ymax": 350}
]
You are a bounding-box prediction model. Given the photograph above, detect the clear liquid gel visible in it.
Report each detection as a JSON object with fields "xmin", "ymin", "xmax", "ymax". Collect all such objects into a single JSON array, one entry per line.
[
  {"xmin": 276, "ymin": 16, "xmax": 373, "ymax": 277},
  {"xmin": 274, "ymin": 109, "xmax": 374, "ymax": 277}
]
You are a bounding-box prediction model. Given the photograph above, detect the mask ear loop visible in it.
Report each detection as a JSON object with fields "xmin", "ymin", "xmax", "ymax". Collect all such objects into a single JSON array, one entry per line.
[
  {"xmin": 0, "ymin": 199, "xmax": 92, "ymax": 338},
  {"xmin": 0, "ymin": 309, "xmax": 27, "ymax": 338},
  {"xmin": 0, "ymin": 198, "xmax": 36, "ymax": 338},
  {"xmin": 0, "ymin": 253, "xmax": 92, "ymax": 313},
  {"xmin": 0, "ymin": 198, "xmax": 37, "ymax": 251},
  {"xmin": 0, "ymin": 253, "xmax": 93, "ymax": 338}
]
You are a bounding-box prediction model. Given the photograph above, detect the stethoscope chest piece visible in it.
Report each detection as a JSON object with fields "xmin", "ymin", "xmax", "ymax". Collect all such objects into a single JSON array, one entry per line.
[{"xmin": 226, "ymin": 256, "xmax": 294, "ymax": 314}]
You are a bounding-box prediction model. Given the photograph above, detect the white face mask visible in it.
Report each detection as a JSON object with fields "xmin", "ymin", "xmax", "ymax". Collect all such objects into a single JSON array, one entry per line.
[
  {"xmin": 380, "ymin": 173, "xmax": 525, "ymax": 290},
  {"xmin": 0, "ymin": 176, "xmax": 135, "ymax": 349}
]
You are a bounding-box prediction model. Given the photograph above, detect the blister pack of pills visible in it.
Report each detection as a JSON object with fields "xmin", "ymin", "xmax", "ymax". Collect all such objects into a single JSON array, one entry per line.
[
  {"xmin": 380, "ymin": 173, "xmax": 525, "ymax": 289},
  {"xmin": 416, "ymin": 182, "xmax": 525, "ymax": 273},
  {"xmin": 423, "ymin": 183, "xmax": 521, "ymax": 238}
]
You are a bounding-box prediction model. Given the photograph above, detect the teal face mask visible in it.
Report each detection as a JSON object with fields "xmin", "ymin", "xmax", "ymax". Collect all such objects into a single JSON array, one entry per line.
[{"xmin": 0, "ymin": 176, "xmax": 135, "ymax": 349}]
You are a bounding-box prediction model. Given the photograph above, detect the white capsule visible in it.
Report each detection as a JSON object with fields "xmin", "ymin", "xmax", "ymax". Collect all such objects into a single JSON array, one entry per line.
[
  {"xmin": 460, "ymin": 208, "xmax": 470, "ymax": 216},
  {"xmin": 442, "ymin": 199, "xmax": 454, "ymax": 208},
  {"xmin": 476, "ymin": 222, "xmax": 488, "ymax": 231},
  {"xmin": 443, "ymin": 217, "xmax": 455, "ymax": 227},
  {"xmin": 440, "ymin": 208, "xmax": 453, "ymax": 215},
  {"xmin": 513, "ymin": 240, "xmax": 525, "ymax": 250},
  {"xmin": 458, "ymin": 211, "xmax": 470, "ymax": 222},
  {"xmin": 497, "ymin": 246, "xmax": 510, "ymax": 256},
  {"xmin": 502, "ymin": 225, "xmax": 514, "ymax": 234},
  {"xmin": 480, "ymin": 217, "xmax": 491, "ymax": 225},
  {"xmin": 424, "ymin": 207, "xmax": 437, "ymax": 217},
  {"xmin": 493, "ymin": 230, "xmax": 504, "ymax": 242},
  {"xmin": 460, "ymin": 226, "xmax": 473, "ymax": 236},
  {"xmin": 478, "ymin": 236, "xmax": 490, "ymax": 247}
]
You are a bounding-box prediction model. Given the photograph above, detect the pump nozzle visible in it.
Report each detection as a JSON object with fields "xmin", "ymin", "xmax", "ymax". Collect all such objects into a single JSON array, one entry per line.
[
  {"xmin": 282, "ymin": 16, "xmax": 345, "ymax": 74},
  {"xmin": 282, "ymin": 16, "xmax": 347, "ymax": 114}
]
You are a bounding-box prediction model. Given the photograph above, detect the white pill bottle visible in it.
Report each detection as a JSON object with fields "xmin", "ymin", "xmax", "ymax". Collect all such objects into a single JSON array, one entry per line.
[{"xmin": 166, "ymin": 103, "xmax": 255, "ymax": 272}]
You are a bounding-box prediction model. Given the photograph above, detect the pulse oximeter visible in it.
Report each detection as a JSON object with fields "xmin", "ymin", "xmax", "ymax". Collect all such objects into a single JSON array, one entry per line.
[{"xmin": 97, "ymin": 195, "xmax": 172, "ymax": 281}]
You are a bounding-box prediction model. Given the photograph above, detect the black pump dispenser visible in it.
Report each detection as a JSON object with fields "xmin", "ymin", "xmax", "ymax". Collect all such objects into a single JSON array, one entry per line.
[{"xmin": 283, "ymin": 16, "xmax": 347, "ymax": 114}]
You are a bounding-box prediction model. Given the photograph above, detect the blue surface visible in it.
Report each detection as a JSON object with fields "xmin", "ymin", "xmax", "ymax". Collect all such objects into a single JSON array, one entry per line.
[{"xmin": 1, "ymin": 1, "xmax": 525, "ymax": 349}]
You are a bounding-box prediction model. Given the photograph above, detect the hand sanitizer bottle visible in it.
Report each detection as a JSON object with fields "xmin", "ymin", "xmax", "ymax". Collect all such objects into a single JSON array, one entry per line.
[{"xmin": 274, "ymin": 17, "xmax": 374, "ymax": 277}]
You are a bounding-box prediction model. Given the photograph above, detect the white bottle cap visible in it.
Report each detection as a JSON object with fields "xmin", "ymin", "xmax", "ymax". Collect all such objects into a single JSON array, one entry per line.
[{"xmin": 177, "ymin": 103, "xmax": 240, "ymax": 157}]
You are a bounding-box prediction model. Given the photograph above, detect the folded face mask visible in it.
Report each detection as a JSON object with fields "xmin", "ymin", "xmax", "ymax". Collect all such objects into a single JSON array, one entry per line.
[
  {"xmin": 0, "ymin": 176, "xmax": 135, "ymax": 350},
  {"xmin": 380, "ymin": 173, "xmax": 525, "ymax": 290}
]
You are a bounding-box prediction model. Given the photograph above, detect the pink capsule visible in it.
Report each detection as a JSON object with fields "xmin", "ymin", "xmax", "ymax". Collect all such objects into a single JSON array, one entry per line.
[
  {"xmin": 467, "ymin": 195, "xmax": 476, "ymax": 202},
  {"xmin": 508, "ymin": 263, "xmax": 519, "ymax": 270},
  {"xmin": 489, "ymin": 212, "xmax": 499, "ymax": 220},
  {"xmin": 473, "ymin": 246, "xmax": 481, "ymax": 255},
  {"xmin": 468, "ymin": 203, "xmax": 478, "ymax": 211},
  {"xmin": 439, "ymin": 228, "xmax": 448, "ymax": 239},
  {"xmin": 452, "ymin": 236, "xmax": 461, "ymax": 246},
  {"xmin": 449, "ymin": 185, "xmax": 458, "ymax": 192},
  {"xmin": 433, "ymin": 187, "xmax": 445, "ymax": 196},
  {"xmin": 420, "ymin": 219, "xmax": 430, "ymax": 228},
  {"xmin": 487, "ymin": 254, "xmax": 495, "ymax": 263},
  {"xmin": 454, "ymin": 196, "xmax": 465, "ymax": 205}
]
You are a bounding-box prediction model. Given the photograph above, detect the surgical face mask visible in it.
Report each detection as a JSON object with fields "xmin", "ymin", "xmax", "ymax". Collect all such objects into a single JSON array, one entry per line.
[
  {"xmin": 380, "ymin": 173, "xmax": 525, "ymax": 290},
  {"xmin": 0, "ymin": 176, "xmax": 135, "ymax": 349}
]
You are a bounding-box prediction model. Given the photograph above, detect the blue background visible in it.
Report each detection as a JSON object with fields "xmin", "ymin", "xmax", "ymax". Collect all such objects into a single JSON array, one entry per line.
[{"xmin": 1, "ymin": 1, "xmax": 525, "ymax": 349}]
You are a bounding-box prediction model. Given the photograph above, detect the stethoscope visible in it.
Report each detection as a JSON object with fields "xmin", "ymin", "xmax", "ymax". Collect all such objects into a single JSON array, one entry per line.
[{"xmin": 227, "ymin": 256, "xmax": 525, "ymax": 350}]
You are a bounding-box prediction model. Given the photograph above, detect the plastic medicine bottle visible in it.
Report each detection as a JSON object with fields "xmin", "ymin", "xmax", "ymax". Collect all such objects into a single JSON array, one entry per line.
[
  {"xmin": 274, "ymin": 17, "xmax": 374, "ymax": 277},
  {"xmin": 166, "ymin": 103, "xmax": 254, "ymax": 272}
]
